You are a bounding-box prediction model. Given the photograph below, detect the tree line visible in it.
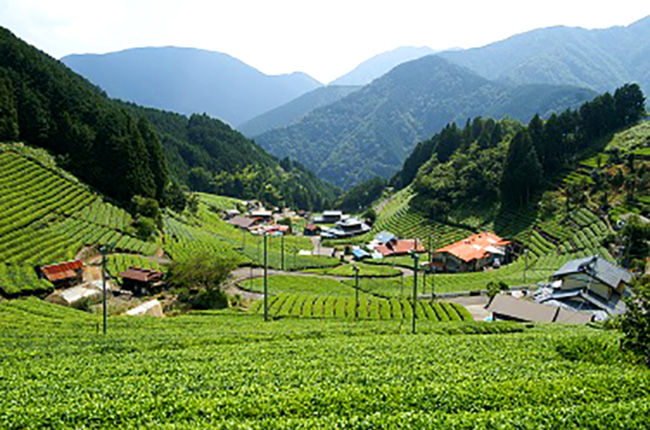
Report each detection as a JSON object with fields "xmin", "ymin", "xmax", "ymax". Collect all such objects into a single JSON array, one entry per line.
[{"xmin": 393, "ymin": 84, "xmax": 646, "ymax": 217}]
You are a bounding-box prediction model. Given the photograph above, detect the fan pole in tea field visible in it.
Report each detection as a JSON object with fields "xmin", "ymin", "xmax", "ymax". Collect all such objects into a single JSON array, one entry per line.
[
  {"xmin": 263, "ymin": 233, "xmax": 269, "ymax": 322},
  {"xmin": 353, "ymin": 265, "xmax": 360, "ymax": 319},
  {"xmin": 411, "ymin": 244, "xmax": 419, "ymax": 334},
  {"xmin": 100, "ymin": 245, "xmax": 108, "ymax": 335}
]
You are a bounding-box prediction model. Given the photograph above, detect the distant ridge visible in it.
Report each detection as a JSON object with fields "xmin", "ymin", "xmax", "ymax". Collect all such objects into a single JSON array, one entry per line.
[
  {"xmin": 238, "ymin": 85, "xmax": 361, "ymax": 138},
  {"xmin": 438, "ymin": 15, "xmax": 650, "ymax": 95},
  {"xmin": 330, "ymin": 46, "xmax": 437, "ymax": 86},
  {"xmin": 62, "ymin": 46, "xmax": 322, "ymax": 126}
]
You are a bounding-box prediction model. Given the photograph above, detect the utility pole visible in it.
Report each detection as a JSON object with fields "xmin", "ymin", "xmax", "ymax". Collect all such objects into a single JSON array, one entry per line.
[
  {"xmin": 411, "ymin": 250, "xmax": 419, "ymax": 334},
  {"xmin": 101, "ymin": 245, "xmax": 108, "ymax": 335},
  {"xmin": 353, "ymin": 265, "xmax": 360, "ymax": 319},
  {"xmin": 523, "ymin": 248, "xmax": 528, "ymax": 284},
  {"xmin": 263, "ymin": 233, "xmax": 269, "ymax": 322},
  {"xmin": 281, "ymin": 233, "xmax": 285, "ymax": 271}
]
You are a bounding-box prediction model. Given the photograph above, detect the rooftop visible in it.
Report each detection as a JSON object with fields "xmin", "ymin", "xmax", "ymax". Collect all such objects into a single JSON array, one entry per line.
[
  {"xmin": 435, "ymin": 232, "xmax": 509, "ymax": 263},
  {"xmin": 228, "ymin": 215, "xmax": 257, "ymax": 229},
  {"xmin": 41, "ymin": 260, "xmax": 83, "ymax": 282},
  {"xmin": 552, "ymin": 255, "xmax": 632, "ymax": 289},
  {"xmin": 120, "ymin": 268, "xmax": 164, "ymax": 283}
]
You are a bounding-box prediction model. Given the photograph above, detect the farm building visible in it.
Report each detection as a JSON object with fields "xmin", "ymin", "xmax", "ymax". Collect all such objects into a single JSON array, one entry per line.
[
  {"xmin": 39, "ymin": 260, "xmax": 84, "ymax": 288},
  {"xmin": 375, "ymin": 238, "xmax": 425, "ymax": 257},
  {"xmin": 322, "ymin": 217, "xmax": 371, "ymax": 238},
  {"xmin": 535, "ymin": 256, "xmax": 632, "ymax": 318},
  {"xmin": 227, "ymin": 215, "xmax": 258, "ymax": 230},
  {"xmin": 223, "ymin": 209, "xmax": 240, "ymax": 220},
  {"xmin": 431, "ymin": 232, "xmax": 510, "ymax": 272},
  {"xmin": 125, "ymin": 299, "xmax": 164, "ymax": 317},
  {"xmin": 352, "ymin": 247, "xmax": 370, "ymax": 261},
  {"xmin": 488, "ymin": 294, "xmax": 593, "ymax": 324},
  {"xmin": 261, "ymin": 224, "xmax": 291, "ymax": 235},
  {"xmin": 375, "ymin": 231, "xmax": 396, "ymax": 244},
  {"xmin": 119, "ymin": 268, "xmax": 164, "ymax": 295},
  {"xmin": 313, "ymin": 210, "xmax": 343, "ymax": 224},
  {"xmin": 303, "ymin": 223, "xmax": 320, "ymax": 236},
  {"xmin": 249, "ymin": 209, "xmax": 273, "ymax": 221}
]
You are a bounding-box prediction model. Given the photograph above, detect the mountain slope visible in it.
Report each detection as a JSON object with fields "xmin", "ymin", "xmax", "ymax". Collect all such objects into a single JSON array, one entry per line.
[
  {"xmin": 255, "ymin": 55, "xmax": 596, "ymax": 188},
  {"xmin": 238, "ymin": 85, "xmax": 361, "ymax": 137},
  {"xmin": 330, "ymin": 46, "xmax": 437, "ymax": 86},
  {"xmin": 0, "ymin": 27, "xmax": 168, "ymax": 203},
  {"xmin": 121, "ymin": 103, "xmax": 338, "ymax": 210},
  {"xmin": 438, "ymin": 15, "xmax": 650, "ymax": 95},
  {"xmin": 61, "ymin": 47, "xmax": 322, "ymax": 126}
]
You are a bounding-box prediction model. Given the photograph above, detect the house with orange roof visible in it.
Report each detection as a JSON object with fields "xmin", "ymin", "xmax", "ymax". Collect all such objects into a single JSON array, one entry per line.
[{"xmin": 431, "ymin": 232, "xmax": 510, "ymax": 272}]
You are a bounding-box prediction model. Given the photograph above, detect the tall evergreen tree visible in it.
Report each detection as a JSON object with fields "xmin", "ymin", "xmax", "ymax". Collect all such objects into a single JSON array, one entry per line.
[{"xmin": 500, "ymin": 130, "xmax": 543, "ymax": 207}]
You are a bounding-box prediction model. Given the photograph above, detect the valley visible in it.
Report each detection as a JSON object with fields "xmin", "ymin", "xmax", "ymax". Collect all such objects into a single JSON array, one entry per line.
[{"xmin": 0, "ymin": 12, "xmax": 649, "ymax": 430}]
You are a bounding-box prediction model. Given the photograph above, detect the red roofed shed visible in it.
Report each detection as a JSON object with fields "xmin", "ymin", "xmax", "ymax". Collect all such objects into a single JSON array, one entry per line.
[
  {"xmin": 120, "ymin": 267, "xmax": 164, "ymax": 295},
  {"xmin": 40, "ymin": 260, "xmax": 84, "ymax": 287},
  {"xmin": 375, "ymin": 239, "xmax": 425, "ymax": 257}
]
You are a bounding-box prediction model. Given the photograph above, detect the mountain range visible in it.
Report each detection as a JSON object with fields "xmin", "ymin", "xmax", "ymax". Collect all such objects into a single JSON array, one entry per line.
[
  {"xmin": 329, "ymin": 46, "xmax": 438, "ymax": 86},
  {"xmin": 438, "ymin": 15, "xmax": 650, "ymax": 95},
  {"xmin": 0, "ymin": 27, "xmax": 336, "ymax": 209},
  {"xmin": 253, "ymin": 55, "xmax": 596, "ymax": 188},
  {"xmin": 61, "ymin": 47, "xmax": 322, "ymax": 126},
  {"xmin": 238, "ymin": 85, "xmax": 361, "ymax": 138}
]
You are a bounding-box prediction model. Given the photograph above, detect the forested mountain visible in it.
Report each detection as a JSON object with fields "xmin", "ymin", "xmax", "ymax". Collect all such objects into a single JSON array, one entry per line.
[
  {"xmin": 61, "ymin": 47, "xmax": 322, "ymax": 126},
  {"xmin": 0, "ymin": 26, "xmax": 167, "ymax": 203},
  {"xmin": 122, "ymin": 103, "xmax": 338, "ymax": 210},
  {"xmin": 329, "ymin": 46, "xmax": 437, "ymax": 86},
  {"xmin": 238, "ymin": 85, "xmax": 361, "ymax": 138},
  {"xmin": 255, "ymin": 55, "xmax": 596, "ymax": 188},
  {"xmin": 439, "ymin": 15, "xmax": 650, "ymax": 95},
  {"xmin": 0, "ymin": 27, "xmax": 335, "ymax": 210},
  {"xmin": 392, "ymin": 84, "xmax": 646, "ymax": 219}
]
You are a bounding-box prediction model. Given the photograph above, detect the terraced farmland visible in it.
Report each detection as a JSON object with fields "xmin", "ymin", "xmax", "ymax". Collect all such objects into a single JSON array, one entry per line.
[{"xmin": 0, "ymin": 147, "xmax": 158, "ymax": 297}]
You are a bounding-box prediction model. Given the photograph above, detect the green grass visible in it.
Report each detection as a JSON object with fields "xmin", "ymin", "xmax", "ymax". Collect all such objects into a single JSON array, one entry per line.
[
  {"xmin": 0, "ymin": 298, "xmax": 648, "ymax": 428},
  {"xmin": 304, "ymin": 263, "xmax": 402, "ymax": 278}
]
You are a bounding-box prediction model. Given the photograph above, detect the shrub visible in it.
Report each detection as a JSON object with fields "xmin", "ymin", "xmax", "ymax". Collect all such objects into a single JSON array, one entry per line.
[{"xmin": 620, "ymin": 276, "xmax": 650, "ymax": 366}]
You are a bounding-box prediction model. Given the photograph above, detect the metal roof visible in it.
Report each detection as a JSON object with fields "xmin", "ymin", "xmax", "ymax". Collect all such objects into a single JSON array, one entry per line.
[
  {"xmin": 552, "ymin": 256, "xmax": 632, "ymax": 289},
  {"xmin": 227, "ymin": 215, "xmax": 257, "ymax": 229},
  {"xmin": 375, "ymin": 231, "xmax": 396, "ymax": 244},
  {"xmin": 435, "ymin": 232, "xmax": 509, "ymax": 263},
  {"xmin": 119, "ymin": 268, "xmax": 163, "ymax": 283},
  {"xmin": 352, "ymin": 248, "xmax": 370, "ymax": 259},
  {"xmin": 41, "ymin": 260, "xmax": 83, "ymax": 282},
  {"xmin": 488, "ymin": 294, "xmax": 557, "ymax": 322}
]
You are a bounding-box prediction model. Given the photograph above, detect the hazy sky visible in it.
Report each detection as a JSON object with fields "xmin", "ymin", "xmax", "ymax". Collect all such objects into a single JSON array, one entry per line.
[{"xmin": 0, "ymin": 0, "xmax": 647, "ymax": 83}]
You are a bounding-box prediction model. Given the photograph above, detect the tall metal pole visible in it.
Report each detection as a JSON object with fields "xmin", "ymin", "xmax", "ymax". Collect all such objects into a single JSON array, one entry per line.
[
  {"xmin": 281, "ymin": 233, "xmax": 285, "ymax": 271},
  {"xmin": 263, "ymin": 233, "xmax": 269, "ymax": 322},
  {"xmin": 412, "ymin": 251, "xmax": 419, "ymax": 334},
  {"xmin": 354, "ymin": 266, "xmax": 360, "ymax": 319},
  {"xmin": 523, "ymin": 248, "xmax": 528, "ymax": 284},
  {"xmin": 101, "ymin": 245, "xmax": 107, "ymax": 335}
]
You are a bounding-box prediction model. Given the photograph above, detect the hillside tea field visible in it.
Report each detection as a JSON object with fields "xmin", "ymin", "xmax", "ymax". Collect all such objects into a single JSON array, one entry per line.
[
  {"xmin": 0, "ymin": 146, "xmax": 158, "ymax": 297},
  {"xmin": 1, "ymin": 298, "xmax": 649, "ymax": 429}
]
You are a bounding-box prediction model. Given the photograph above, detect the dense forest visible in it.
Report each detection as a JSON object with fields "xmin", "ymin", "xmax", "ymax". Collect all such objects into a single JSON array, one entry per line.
[
  {"xmin": 0, "ymin": 27, "xmax": 168, "ymax": 203},
  {"xmin": 392, "ymin": 84, "xmax": 646, "ymax": 217},
  {"xmin": 255, "ymin": 55, "xmax": 596, "ymax": 189},
  {"xmin": 122, "ymin": 104, "xmax": 338, "ymax": 210},
  {"xmin": 0, "ymin": 27, "xmax": 337, "ymax": 211}
]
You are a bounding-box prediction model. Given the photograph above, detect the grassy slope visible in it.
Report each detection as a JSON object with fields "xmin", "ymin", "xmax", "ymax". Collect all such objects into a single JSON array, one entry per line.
[
  {"xmin": 0, "ymin": 298, "xmax": 648, "ymax": 428},
  {"xmin": 0, "ymin": 145, "xmax": 158, "ymax": 297}
]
